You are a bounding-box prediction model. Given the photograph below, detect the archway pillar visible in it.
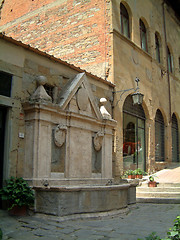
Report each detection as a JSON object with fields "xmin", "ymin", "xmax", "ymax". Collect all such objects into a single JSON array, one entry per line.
[
  {"xmin": 146, "ymin": 118, "xmax": 155, "ymax": 173},
  {"xmin": 113, "ymin": 105, "xmax": 124, "ymax": 179},
  {"xmin": 166, "ymin": 122, "xmax": 172, "ymax": 164}
]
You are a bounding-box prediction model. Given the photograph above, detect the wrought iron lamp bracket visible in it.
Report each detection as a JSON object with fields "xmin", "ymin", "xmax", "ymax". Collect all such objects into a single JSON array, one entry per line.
[{"xmin": 113, "ymin": 77, "xmax": 141, "ymax": 107}]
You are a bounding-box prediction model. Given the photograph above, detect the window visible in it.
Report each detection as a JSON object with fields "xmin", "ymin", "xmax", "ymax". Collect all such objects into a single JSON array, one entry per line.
[
  {"xmin": 0, "ymin": 71, "xmax": 12, "ymax": 97},
  {"xmin": 172, "ymin": 114, "xmax": 179, "ymax": 162},
  {"xmin": 120, "ymin": 3, "xmax": 130, "ymax": 39},
  {"xmin": 155, "ymin": 33, "xmax": 160, "ymax": 63},
  {"xmin": 167, "ymin": 46, "xmax": 173, "ymax": 73},
  {"xmin": 139, "ymin": 19, "xmax": 148, "ymax": 52},
  {"xmin": 155, "ymin": 110, "xmax": 165, "ymax": 162}
]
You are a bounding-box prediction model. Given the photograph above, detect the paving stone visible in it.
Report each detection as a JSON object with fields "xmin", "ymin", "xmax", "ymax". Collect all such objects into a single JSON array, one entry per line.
[{"xmin": 0, "ymin": 203, "xmax": 180, "ymax": 240}]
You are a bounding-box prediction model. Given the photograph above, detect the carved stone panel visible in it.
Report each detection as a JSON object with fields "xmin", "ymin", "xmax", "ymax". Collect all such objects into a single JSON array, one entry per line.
[
  {"xmin": 54, "ymin": 125, "xmax": 67, "ymax": 148},
  {"xmin": 76, "ymin": 87, "xmax": 89, "ymax": 111},
  {"xmin": 93, "ymin": 132, "xmax": 104, "ymax": 151}
]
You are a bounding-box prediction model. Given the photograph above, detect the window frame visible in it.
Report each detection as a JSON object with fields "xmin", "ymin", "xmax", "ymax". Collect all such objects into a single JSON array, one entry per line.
[
  {"xmin": 120, "ymin": 3, "xmax": 130, "ymax": 39},
  {"xmin": 167, "ymin": 46, "xmax": 173, "ymax": 73},
  {"xmin": 139, "ymin": 19, "xmax": 148, "ymax": 52},
  {"xmin": 0, "ymin": 71, "xmax": 12, "ymax": 97},
  {"xmin": 155, "ymin": 33, "xmax": 161, "ymax": 63}
]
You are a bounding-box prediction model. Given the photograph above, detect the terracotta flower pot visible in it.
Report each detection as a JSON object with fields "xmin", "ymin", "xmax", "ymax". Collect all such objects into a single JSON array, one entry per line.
[
  {"xmin": 148, "ymin": 181, "xmax": 157, "ymax": 187},
  {"xmin": 136, "ymin": 174, "xmax": 143, "ymax": 179},
  {"xmin": 128, "ymin": 175, "xmax": 135, "ymax": 179},
  {"xmin": 9, "ymin": 205, "xmax": 28, "ymax": 216}
]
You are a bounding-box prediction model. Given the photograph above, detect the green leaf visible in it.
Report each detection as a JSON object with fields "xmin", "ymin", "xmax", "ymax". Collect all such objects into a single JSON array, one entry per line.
[{"xmin": 0, "ymin": 177, "xmax": 34, "ymax": 209}]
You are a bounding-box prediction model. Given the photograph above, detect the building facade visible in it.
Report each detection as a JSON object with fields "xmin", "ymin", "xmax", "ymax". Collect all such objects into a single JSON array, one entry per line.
[{"xmin": 0, "ymin": 0, "xmax": 180, "ymax": 177}]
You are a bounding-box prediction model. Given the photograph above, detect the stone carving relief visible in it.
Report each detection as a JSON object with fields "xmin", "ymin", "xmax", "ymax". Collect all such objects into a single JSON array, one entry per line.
[
  {"xmin": 76, "ymin": 87, "xmax": 89, "ymax": 111},
  {"xmin": 54, "ymin": 125, "xmax": 67, "ymax": 147},
  {"xmin": 93, "ymin": 131, "xmax": 104, "ymax": 151}
]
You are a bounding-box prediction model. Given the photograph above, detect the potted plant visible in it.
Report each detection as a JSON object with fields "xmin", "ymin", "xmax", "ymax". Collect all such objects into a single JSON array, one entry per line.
[
  {"xmin": 0, "ymin": 177, "xmax": 34, "ymax": 216},
  {"xmin": 124, "ymin": 170, "xmax": 136, "ymax": 179},
  {"xmin": 134, "ymin": 168, "xmax": 144, "ymax": 179},
  {"xmin": 148, "ymin": 175, "xmax": 157, "ymax": 187}
]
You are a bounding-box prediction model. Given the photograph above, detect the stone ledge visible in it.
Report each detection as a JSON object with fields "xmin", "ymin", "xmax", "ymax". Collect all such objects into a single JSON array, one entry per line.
[{"xmin": 34, "ymin": 183, "xmax": 131, "ymax": 192}]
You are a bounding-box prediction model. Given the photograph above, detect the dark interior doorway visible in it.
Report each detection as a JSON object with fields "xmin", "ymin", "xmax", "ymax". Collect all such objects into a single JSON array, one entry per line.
[
  {"xmin": 0, "ymin": 106, "xmax": 6, "ymax": 208},
  {"xmin": 123, "ymin": 95, "xmax": 146, "ymax": 171}
]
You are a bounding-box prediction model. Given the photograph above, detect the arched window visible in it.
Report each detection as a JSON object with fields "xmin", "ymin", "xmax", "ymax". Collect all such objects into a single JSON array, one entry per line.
[
  {"xmin": 120, "ymin": 3, "xmax": 130, "ymax": 39},
  {"xmin": 155, "ymin": 110, "xmax": 165, "ymax": 162},
  {"xmin": 155, "ymin": 33, "xmax": 160, "ymax": 63},
  {"xmin": 167, "ymin": 46, "xmax": 173, "ymax": 73},
  {"xmin": 172, "ymin": 114, "xmax": 179, "ymax": 162},
  {"xmin": 139, "ymin": 19, "xmax": 148, "ymax": 52}
]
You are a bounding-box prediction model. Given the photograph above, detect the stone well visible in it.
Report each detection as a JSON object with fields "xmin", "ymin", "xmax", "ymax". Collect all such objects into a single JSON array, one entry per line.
[{"xmin": 23, "ymin": 73, "xmax": 136, "ymax": 217}]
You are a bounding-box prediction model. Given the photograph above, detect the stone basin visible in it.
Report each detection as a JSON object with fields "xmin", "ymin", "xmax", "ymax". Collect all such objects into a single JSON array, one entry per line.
[{"xmin": 34, "ymin": 183, "xmax": 136, "ymax": 217}]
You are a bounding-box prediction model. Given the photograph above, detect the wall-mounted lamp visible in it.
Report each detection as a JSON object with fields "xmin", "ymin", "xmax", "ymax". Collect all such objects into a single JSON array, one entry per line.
[{"xmin": 113, "ymin": 77, "xmax": 144, "ymax": 106}]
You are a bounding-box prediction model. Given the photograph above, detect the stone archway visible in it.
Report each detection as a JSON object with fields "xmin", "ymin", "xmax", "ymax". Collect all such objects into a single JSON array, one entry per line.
[{"xmin": 123, "ymin": 95, "xmax": 146, "ymax": 171}]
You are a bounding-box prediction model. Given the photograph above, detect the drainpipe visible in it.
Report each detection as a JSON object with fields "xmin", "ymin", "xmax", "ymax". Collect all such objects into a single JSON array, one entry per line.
[
  {"xmin": 104, "ymin": 0, "xmax": 107, "ymax": 80},
  {"xmin": 162, "ymin": 0, "xmax": 172, "ymax": 123}
]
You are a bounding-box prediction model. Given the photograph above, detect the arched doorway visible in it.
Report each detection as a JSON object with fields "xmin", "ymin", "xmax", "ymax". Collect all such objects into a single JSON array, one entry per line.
[
  {"xmin": 123, "ymin": 95, "xmax": 146, "ymax": 171},
  {"xmin": 155, "ymin": 109, "xmax": 165, "ymax": 162},
  {"xmin": 172, "ymin": 113, "xmax": 179, "ymax": 162}
]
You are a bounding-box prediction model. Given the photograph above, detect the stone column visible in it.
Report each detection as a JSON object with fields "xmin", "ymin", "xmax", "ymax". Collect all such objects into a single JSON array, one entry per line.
[
  {"xmin": 24, "ymin": 82, "xmax": 52, "ymax": 181},
  {"xmin": 24, "ymin": 104, "xmax": 52, "ymax": 180}
]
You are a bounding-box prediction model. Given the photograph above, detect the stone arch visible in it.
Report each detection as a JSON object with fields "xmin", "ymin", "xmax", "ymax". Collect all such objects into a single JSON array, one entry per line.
[
  {"xmin": 123, "ymin": 94, "xmax": 146, "ymax": 171},
  {"xmin": 152, "ymin": 107, "xmax": 168, "ymax": 127},
  {"xmin": 167, "ymin": 43, "xmax": 174, "ymax": 56},
  {"xmin": 120, "ymin": 1, "xmax": 132, "ymax": 17},
  {"xmin": 142, "ymin": 100, "xmax": 150, "ymax": 120},
  {"xmin": 172, "ymin": 112, "xmax": 180, "ymax": 127}
]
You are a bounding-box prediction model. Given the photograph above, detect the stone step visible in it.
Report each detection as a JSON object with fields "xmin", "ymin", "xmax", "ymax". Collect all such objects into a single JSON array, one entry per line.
[
  {"xmin": 136, "ymin": 198, "xmax": 180, "ymax": 204},
  {"xmin": 136, "ymin": 191, "xmax": 180, "ymax": 198},
  {"xmin": 136, "ymin": 187, "xmax": 180, "ymax": 193},
  {"xmin": 140, "ymin": 182, "xmax": 180, "ymax": 188},
  {"xmin": 157, "ymin": 183, "xmax": 180, "ymax": 187}
]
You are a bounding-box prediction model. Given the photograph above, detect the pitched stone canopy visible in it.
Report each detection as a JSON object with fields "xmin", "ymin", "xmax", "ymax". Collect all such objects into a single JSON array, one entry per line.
[{"xmin": 58, "ymin": 72, "xmax": 102, "ymax": 120}]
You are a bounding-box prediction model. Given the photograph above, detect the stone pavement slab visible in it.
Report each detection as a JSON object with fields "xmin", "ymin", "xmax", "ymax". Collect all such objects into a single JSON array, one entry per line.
[{"xmin": 0, "ymin": 203, "xmax": 180, "ymax": 240}]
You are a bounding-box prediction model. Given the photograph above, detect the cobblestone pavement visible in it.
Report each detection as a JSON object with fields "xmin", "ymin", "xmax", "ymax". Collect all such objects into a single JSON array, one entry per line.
[{"xmin": 0, "ymin": 203, "xmax": 180, "ymax": 240}]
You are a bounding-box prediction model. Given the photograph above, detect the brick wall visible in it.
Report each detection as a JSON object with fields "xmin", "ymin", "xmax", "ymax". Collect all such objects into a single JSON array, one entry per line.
[
  {"xmin": 0, "ymin": 0, "xmax": 112, "ymax": 80},
  {"xmin": 0, "ymin": 0, "xmax": 55, "ymax": 24}
]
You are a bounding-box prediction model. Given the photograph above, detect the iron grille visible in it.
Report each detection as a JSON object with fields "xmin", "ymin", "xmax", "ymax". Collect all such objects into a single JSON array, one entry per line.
[
  {"xmin": 155, "ymin": 110, "xmax": 165, "ymax": 162},
  {"xmin": 172, "ymin": 114, "xmax": 179, "ymax": 162},
  {"xmin": 123, "ymin": 95, "xmax": 145, "ymax": 119}
]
